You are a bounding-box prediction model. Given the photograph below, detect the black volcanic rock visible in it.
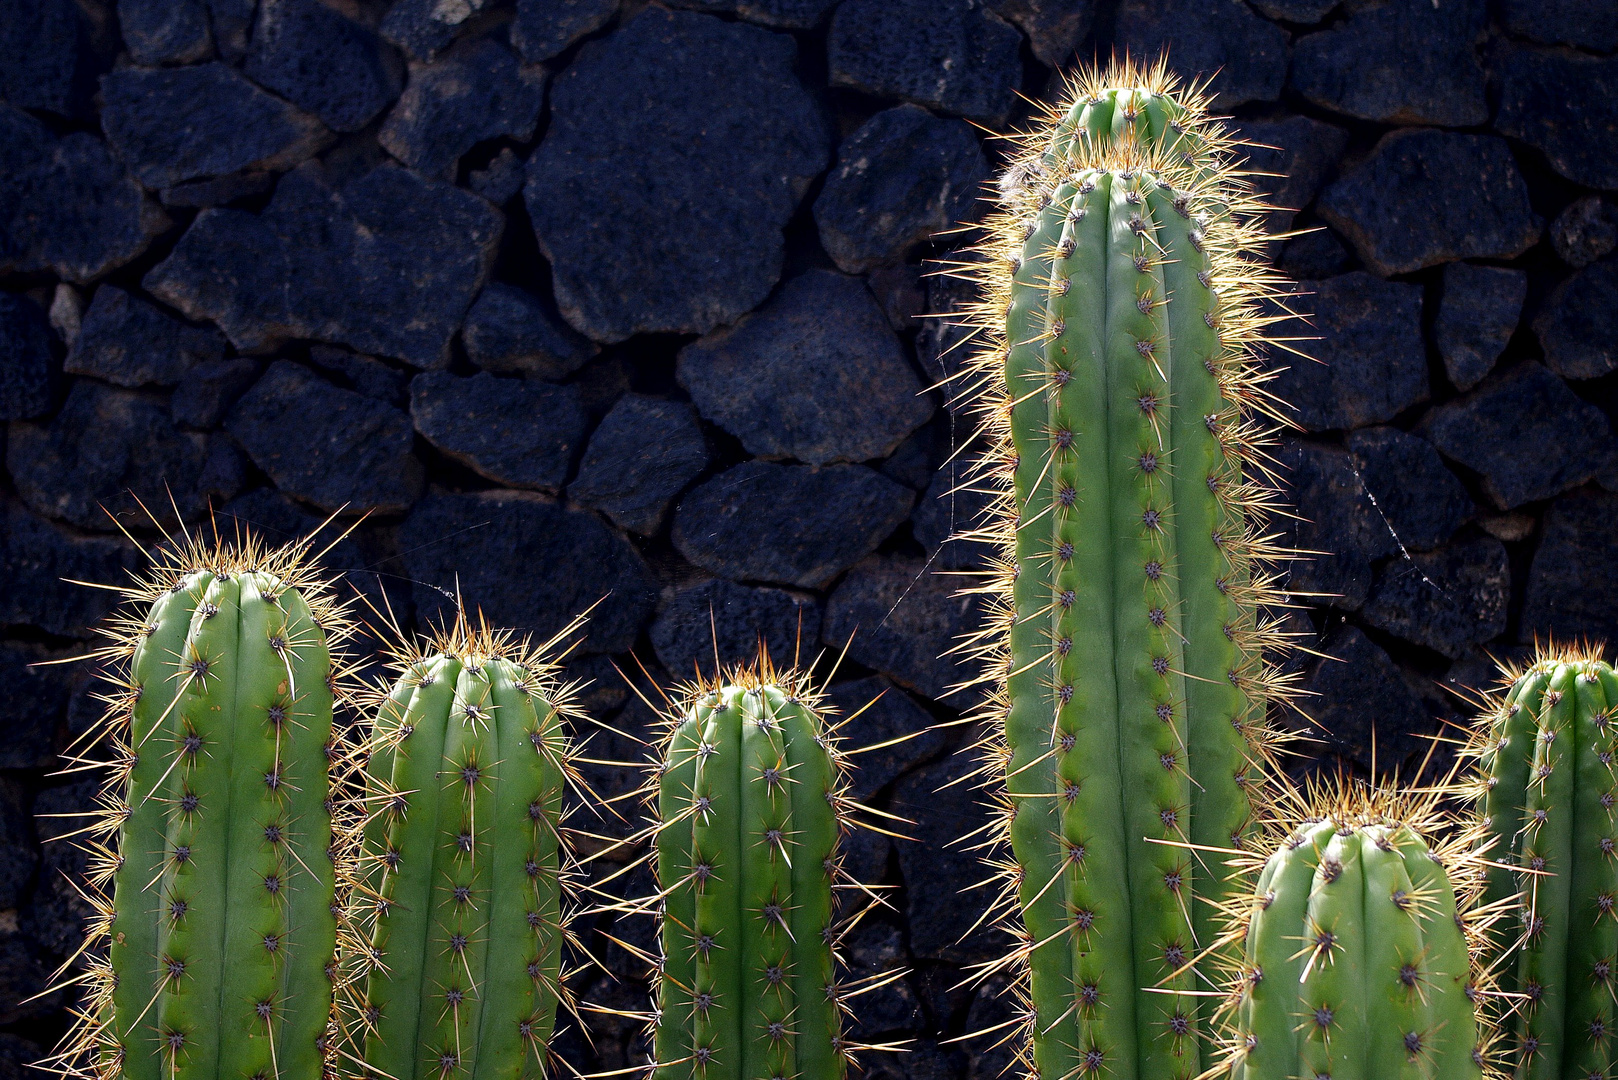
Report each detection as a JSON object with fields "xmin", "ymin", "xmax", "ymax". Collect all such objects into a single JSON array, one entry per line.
[
  {"xmin": 1550, "ymin": 198, "xmax": 1618, "ymax": 270},
  {"xmin": 170, "ymin": 358, "xmax": 259, "ymax": 429},
  {"xmin": 673, "ymin": 462, "xmax": 914, "ymax": 589},
  {"xmin": 990, "ymin": 0, "xmax": 1094, "ymax": 67},
  {"xmin": 1250, "ymin": 0, "xmax": 1337, "ymax": 19},
  {"xmin": 1345, "ymin": 427, "xmax": 1471, "ymax": 552},
  {"xmin": 527, "ymin": 8, "xmax": 829, "ymax": 342},
  {"xmin": 677, "ymin": 271, "xmax": 932, "ymax": 465},
  {"xmin": 1318, "ymin": 130, "xmax": 1540, "ymax": 276},
  {"xmin": 0, "ymin": 501, "xmax": 138, "ymax": 636},
  {"xmin": 245, "ymin": 0, "xmax": 404, "ymax": 133},
  {"xmin": 1494, "ymin": 45, "xmax": 1618, "ymax": 191},
  {"xmin": 410, "ymin": 371, "xmax": 587, "ymax": 490},
  {"xmin": 1361, "ymin": 536, "xmax": 1510, "ymax": 659},
  {"xmin": 227, "ymin": 361, "xmax": 423, "ymax": 514},
  {"xmin": 1536, "ymin": 260, "xmax": 1618, "ymax": 381},
  {"xmin": 380, "ymin": 0, "xmax": 497, "ymax": 60},
  {"xmin": 0, "ymin": 293, "xmax": 57, "ymax": 421},
  {"xmin": 379, "ymin": 39, "xmax": 546, "ymax": 179},
  {"xmin": 1278, "ymin": 440, "xmax": 1399, "ymax": 612},
  {"xmin": 1523, "ymin": 489, "xmax": 1618, "ymax": 644},
  {"xmin": 1419, "ymin": 362, "xmax": 1611, "ymax": 510},
  {"xmin": 813, "ymin": 105, "xmax": 988, "ymax": 274},
  {"xmin": 0, "ymin": 104, "xmax": 168, "ymax": 283},
  {"xmin": 1280, "ymin": 228, "xmax": 1355, "ymax": 280},
  {"xmin": 824, "ymin": 676, "xmax": 944, "ymax": 803},
  {"xmin": 65, "ymin": 286, "xmax": 228, "ymax": 388},
  {"xmin": 398, "ymin": 491, "xmax": 655, "ymax": 654},
  {"xmin": 570, "ymin": 394, "xmax": 709, "ymax": 536},
  {"xmin": 0, "ymin": 641, "xmax": 78, "ymax": 770},
  {"xmin": 0, "ymin": 0, "xmax": 103, "ymax": 118},
  {"xmin": 1435, "ymin": 263, "xmax": 1527, "ymax": 392},
  {"xmin": 911, "ymin": 464, "xmax": 997, "ymax": 571},
  {"xmin": 828, "ymin": 0, "xmax": 1023, "ymax": 124},
  {"xmin": 512, "ymin": 0, "xmax": 618, "ymax": 61},
  {"xmin": 892, "ymin": 750, "xmax": 998, "ymax": 963},
  {"xmin": 822, "ymin": 555, "xmax": 983, "ymax": 704},
  {"xmin": 650, "ymin": 579, "xmax": 821, "ymax": 679},
  {"xmin": 1299, "ymin": 625, "xmax": 1431, "ymax": 771},
  {"xmin": 665, "ymin": 0, "xmax": 840, "ymax": 28},
  {"xmin": 462, "ymin": 282, "xmax": 597, "ymax": 379},
  {"xmin": 1230, "ymin": 116, "xmax": 1348, "ymax": 234},
  {"xmin": 1290, "ymin": 0, "xmax": 1488, "ymax": 126},
  {"xmin": 147, "ymin": 162, "xmax": 502, "ymax": 368},
  {"xmin": 1115, "ymin": 0, "xmax": 1289, "ymax": 108},
  {"xmin": 101, "ymin": 63, "xmax": 333, "ymax": 190},
  {"xmin": 119, "ymin": 0, "xmax": 213, "ymax": 65},
  {"xmin": 307, "ymin": 346, "xmax": 409, "ymax": 406},
  {"xmin": 8, "ymin": 381, "xmax": 244, "ymax": 531},
  {"xmin": 1502, "ymin": 0, "xmax": 1618, "ymax": 51}
]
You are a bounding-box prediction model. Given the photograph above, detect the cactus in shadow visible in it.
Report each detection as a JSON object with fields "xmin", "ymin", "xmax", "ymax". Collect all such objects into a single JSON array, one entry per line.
[{"xmin": 950, "ymin": 57, "xmax": 1301, "ymax": 1080}]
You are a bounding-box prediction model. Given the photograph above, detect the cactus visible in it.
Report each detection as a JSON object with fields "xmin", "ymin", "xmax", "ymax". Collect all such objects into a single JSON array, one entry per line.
[
  {"xmin": 1465, "ymin": 646, "xmax": 1618, "ymax": 1078},
  {"xmin": 1210, "ymin": 779, "xmax": 1501, "ymax": 1079},
  {"xmin": 346, "ymin": 610, "xmax": 586, "ymax": 1080},
  {"xmin": 47, "ymin": 527, "xmax": 354, "ymax": 1080},
  {"xmin": 952, "ymin": 58, "xmax": 1299, "ymax": 1080}
]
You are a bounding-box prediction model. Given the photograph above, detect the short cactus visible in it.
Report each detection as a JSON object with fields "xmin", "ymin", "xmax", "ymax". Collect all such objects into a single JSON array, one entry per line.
[
  {"xmin": 953, "ymin": 58, "xmax": 1298, "ymax": 1080},
  {"xmin": 346, "ymin": 611, "xmax": 585, "ymax": 1080},
  {"xmin": 48, "ymin": 527, "xmax": 353, "ymax": 1080}
]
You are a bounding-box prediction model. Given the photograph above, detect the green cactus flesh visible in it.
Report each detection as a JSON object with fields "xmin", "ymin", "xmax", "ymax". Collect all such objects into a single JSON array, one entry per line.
[
  {"xmin": 652, "ymin": 677, "xmax": 844, "ymax": 1080},
  {"xmin": 964, "ymin": 60, "xmax": 1294, "ymax": 1080},
  {"xmin": 356, "ymin": 622, "xmax": 573, "ymax": 1080}
]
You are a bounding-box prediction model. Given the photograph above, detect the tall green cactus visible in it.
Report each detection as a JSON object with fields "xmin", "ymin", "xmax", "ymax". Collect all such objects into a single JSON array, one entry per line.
[
  {"xmin": 49, "ymin": 530, "xmax": 352, "ymax": 1080},
  {"xmin": 1468, "ymin": 647, "xmax": 1618, "ymax": 1078},
  {"xmin": 347, "ymin": 612, "xmax": 583, "ymax": 1080},
  {"xmin": 955, "ymin": 59, "xmax": 1297, "ymax": 1080}
]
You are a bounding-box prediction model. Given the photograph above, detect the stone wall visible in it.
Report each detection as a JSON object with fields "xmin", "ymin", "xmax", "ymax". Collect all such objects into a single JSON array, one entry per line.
[{"xmin": 1, "ymin": 0, "xmax": 1615, "ymax": 1073}]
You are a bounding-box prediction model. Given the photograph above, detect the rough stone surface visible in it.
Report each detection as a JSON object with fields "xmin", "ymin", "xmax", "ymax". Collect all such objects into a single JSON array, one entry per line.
[
  {"xmin": 410, "ymin": 371, "xmax": 587, "ymax": 490},
  {"xmin": 911, "ymin": 465, "xmax": 996, "ymax": 571},
  {"xmin": 1279, "ymin": 228, "xmax": 1355, "ymax": 279},
  {"xmin": 119, "ymin": 0, "xmax": 213, "ymax": 65},
  {"xmin": 513, "ymin": 0, "xmax": 618, "ymax": 61},
  {"xmin": 673, "ymin": 462, "xmax": 914, "ymax": 589},
  {"xmin": 1502, "ymin": 0, "xmax": 1618, "ymax": 51},
  {"xmin": 380, "ymin": 0, "xmax": 498, "ymax": 60},
  {"xmin": 159, "ymin": 171, "xmax": 277, "ymax": 208},
  {"xmin": 100, "ymin": 63, "xmax": 333, "ymax": 190},
  {"xmin": 1551, "ymin": 198, "xmax": 1618, "ymax": 270},
  {"xmin": 462, "ymin": 281, "xmax": 597, "ymax": 378},
  {"xmin": 8, "ymin": 381, "xmax": 243, "ymax": 530},
  {"xmin": 892, "ymin": 751, "xmax": 998, "ymax": 964},
  {"xmin": 1419, "ymin": 361, "xmax": 1611, "ymax": 510},
  {"xmin": 1361, "ymin": 536, "xmax": 1510, "ymax": 659},
  {"xmin": 1523, "ymin": 490, "xmax": 1618, "ymax": 644},
  {"xmin": 678, "ymin": 271, "xmax": 932, "ymax": 465},
  {"xmin": 1231, "ymin": 116, "xmax": 1348, "ymax": 233},
  {"xmin": 1536, "ymin": 261, "xmax": 1618, "ymax": 381},
  {"xmin": 64, "ymin": 285, "xmax": 228, "ymax": 388},
  {"xmin": 1494, "ymin": 45, "xmax": 1618, "ymax": 191},
  {"xmin": 379, "ymin": 39, "xmax": 546, "ymax": 178},
  {"xmin": 823, "ymin": 556, "xmax": 982, "ymax": 704},
  {"xmin": 170, "ymin": 357, "xmax": 259, "ymax": 429},
  {"xmin": 0, "ymin": 0, "xmax": 103, "ymax": 117},
  {"xmin": 570, "ymin": 394, "xmax": 709, "ymax": 536},
  {"xmin": 1299, "ymin": 625, "xmax": 1432, "ymax": 771},
  {"xmin": 1433, "ymin": 263, "xmax": 1526, "ymax": 393},
  {"xmin": 468, "ymin": 148, "xmax": 526, "ymax": 204},
  {"xmin": 665, "ymin": 0, "xmax": 840, "ymax": 29},
  {"xmin": 1270, "ymin": 272, "xmax": 1426, "ymax": 431},
  {"xmin": 824, "ymin": 676, "xmax": 944, "ymax": 804},
  {"xmin": 0, "ymin": 104, "xmax": 167, "ymax": 283},
  {"xmin": 1250, "ymin": 0, "xmax": 1337, "ymax": 20},
  {"xmin": 828, "ymin": 0, "xmax": 1022, "ymax": 124},
  {"xmin": 28, "ymin": 782, "xmax": 97, "ymax": 960},
  {"xmin": 1345, "ymin": 426, "xmax": 1471, "ymax": 553},
  {"xmin": 528, "ymin": 8, "xmax": 829, "ymax": 342},
  {"xmin": 1318, "ymin": 129, "xmax": 1540, "ymax": 276},
  {"xmin": 307, "ymin": 345, "xmax": 409, "ymax": 406},
  {"xmin": 814, "ymin": 106, "xmax": 988, "ymax": 275},
  {"xmin": 650, "ymin": 579, "xmax": 821, "ymax": 679},
  {"xmin": 0, "ymin": 293, "xmax": 57, "ymax": 421},
  {"xmin": 398, "ymin": 490, "xmax": 655, "ymax": 654},
  {"xmin": 1278, "ymin": 440, "xmax": 1399, "ymax": 612},
  {"xmin": 1290, "ymin": 0, "xmax": 1487, "ymax": 126},
  {"xmin": 244, "ymin": 0, "xmax": 403, "ymax": 134},
  {"xmin": 0, "ymin": 501, "xmax": 137, "ymax": 636},
  {"xmin": 1115, "ymin": 0, "xmax": 1289, "ymax": 108},
  {"xmin": 990, "ymin": 0, "xmax": 1093, "ymax": 67},
  {"xmin": 0, "ymin": 642, "xmax": 78, "ymax": 770},
  {"xmin": 147, "ymin": 162, "xmax": 502, "ymax": 368},
  {"xmin": 227, "ymin": 361, "xmax": 423, "ymax": 513}
]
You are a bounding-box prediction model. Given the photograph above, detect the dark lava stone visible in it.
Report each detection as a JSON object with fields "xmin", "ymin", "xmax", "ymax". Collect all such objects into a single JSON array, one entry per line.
[
  {"xmin": 0, "ymin": 104, "xmax": 168, "ymax": 283},
  {"xmin": 1249, "ymin": 0, "xmax": 1338, "ymax": 19},
  {"xmin": 8, "ymin": 381, "xmax": 244, "ymax": 531},
  {"xmin": 147, "ymin": 161, "xmax": 502, "ymax": 369},
  {"xmin": 911, "ymin": 464, "xmax": 998, "ymax": 571},
  {"xmin": 209, "ymin": 0, "xmax": 256, "ymax": 59},
  {"xmin": 1279, "ymin": 228, "xmax": 1355, "ymax": 280},
  {"xmin": 0, "ymin": 500, "xmax": 138, "ymax": 637},
  {"xmin": 1535, "ymin": 260, "xmax": 1618, "ymax": 381},
  {"xmin": 1269, "ymin": 272, "xmax": 1426, "ymax": 431},
  {"xmin": 1317, "ymin": 129, "xmax": 1540, "ymax": 276},
  {"xmin": 813, "ymin": 105, "xmax": 988, "ymax": 275},
  {"xmin": 0, "ymin": 931, "xmax": 61, "ymax": 1024},
  {"xmin": 0, "ymin": 779, "xmax": 36, "ymax": 913},
  {"xmin": 462, "ymin": 281, "xmax": 597, "ymax": 379},
  {"xmin": 307, "ymin": 345, "xmax": 409, "ymax": 406},
  {"xmin": 1361, "ymin": 536, "xmax": 1510, "ymax": 659},
  {"xmin": 0, "ymin": 0, "xmax": 103, "ymax": 118},
  {"xmin": 527, "ymin": 7, "xmax": 829, "ymax": 342},
  {"xmin": 570, "ymin": 394, "xmax": 709, "ymax": 536},
  {"xmin": 170, "ymin": 358, "xmax": 259, "ymax": 429},
  {"xmin": 0, "ymin": 293, "xmax": 57, "ymax": 421},
  {"xmin": 467, "ymin": 148, "xmax": 526, "ymax": 205},
  {"xmin": 1502, "ymin": 0, "xmax": 1618, "ymax": 51},
  {"xmin": 839, "ymin": 924, "xmax": 926, "ymax": 1037},
  {"xmin": 512, "ymin": 0, "xmax": 618, "ymax": 61},
  {"xmin": 159, "ymin": 170, "xmax": 277, "ymax": 208},
  {"xmin": 892, "ymin": 749, "xmax": 999, "ymax": 963},
  {"xmin": 1345, "ymin": 427, "xmax": 1471, "ymax": 553},
  {"xmin": 100, "ymin": 62, "xmax": 333, "ymax": 190},
  {"xmin": 1229, "ymin": 116, "xmax": 1348, "ymax": 234},
  {"xmin": 227, "ymin": 360, "xmax": 423, "ymax": 514},
  {"xmin": 989, "ymin": 0, "xmax": 1094, "ymax": 67},
  {"xmin": 828, "ymin": 0, "xmax": 1022, "ymax": 124},
  {"xmin": 28, "ymin": 782, "xmax": 96, "ymax": 960},
  {"xmin": 64, "ymin": 285, "xmax": 228, "ymax": 388},
  {"xmin": 650, "ymin": 578, "xmax": 822, "ymax": 680},
  {"xmin": 380, "ymin": 0, "xmax": 497, "ymax": 60},
  {"xmin": 677, "ymin": 271, "xmax": 932, "ymax": 465},
  {"xmin": 119, "ymin": 0, "xmax": 213, "ymax": 64},
  {"xmin": 398, "ymin": 490, "xmax": 655, "ymax": 655},
  {"xmin": 0, "ymin": 640, "xmax": 78, "ymax": 769},
  {"xmin": 1115, "ymin": 0, "xmax": 1289, "ymax": 108},
  {"xmin": 1551, "ymin": 197, "xmax": 1618, "ymax": 270},
  {"xmin": 665, "ymin": 0, "xmax": 840, "ymax": 29},
  {"xmin": 1494, "ymin": 45, "xmax": 1618, "ymax": 192},
  {"xmin": 672, "ymin": 462, "xmax": 914, "ymax": 589},
  {"xmin": 245, "ymin": 0, "xmax": 404, "ymax": 133},
  {"xmin": 1523, "ymin": 489, "xmax": 1618, "ymax": 643},
  {"xmin": 915, "ymin": 265, "xmax": 979, "ymax": 415},
  {"xmin": 1434, "ymin": 263, "xmax": 1526, "ymax": 393},
  {"xmin": 1298, "ymin": 625, "xmax": 1432, "ymax": 771},
  {"xmin": 824, "ymin": 675, "xmax": 944, "ymax": 803},
  {"xmin": 1277, "ymin": 440, "xmax": 1399, "ymax": 612},
  {"xmin": 379, "ymin": 39, "xmax": 546, "ymax": 179},
  {"xmin": 1289, "ymin": 0, "xmax": 1487, "ymax": 126},
  {"xmin": 823, "ymin": 555, "xmax": 984, "ymax": 704},
  {"xmin": 1419, "ymin": 361, "xmax": 1611, "ymax": 510},
  {"xmin": 410, "ymin": 371, "xmax": 587, "ymax": 490}
]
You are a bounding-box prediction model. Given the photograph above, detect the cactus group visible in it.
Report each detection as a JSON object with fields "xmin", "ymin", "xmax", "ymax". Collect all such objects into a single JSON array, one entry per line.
[{"xmin": 954, "ymin": 58, "xmax": 1296, "ymax": 1080}]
